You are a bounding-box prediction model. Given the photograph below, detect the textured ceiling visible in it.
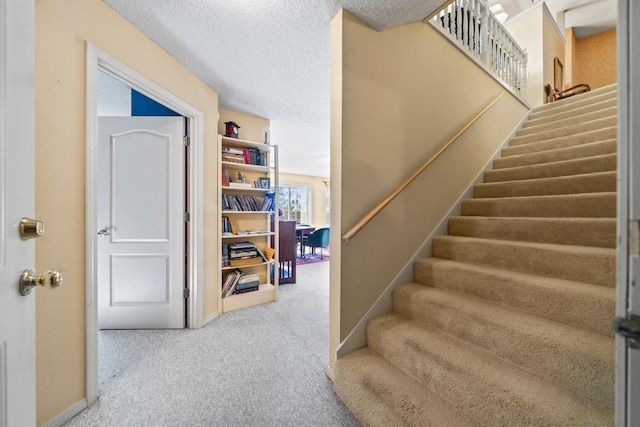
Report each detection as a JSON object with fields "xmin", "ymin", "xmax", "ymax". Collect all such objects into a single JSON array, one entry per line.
[
  {"xmin": 103, "ymin": 0, "xmax": 614, "ymax": 178},
  {"xmin": 102, "ymin": 0, "xmax": 445, "ymax": 178}
]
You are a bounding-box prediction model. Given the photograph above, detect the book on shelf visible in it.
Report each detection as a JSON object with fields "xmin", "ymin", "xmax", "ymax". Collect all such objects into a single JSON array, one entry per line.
[
  {"xmin": 259, "ymin": 192, "xmax": 275, "ymax": 211},
  {"xmin": 222, "ymin": 270, "xmax": 260, "ymax": 297},
  {"xmin": 221, "ymin": 216, "xmax": 236, "ymax": 235},
  {"xmin": 228, "ymin": 241, "xmax": 257, "ymax": 250},
  {"xmin": 221, "ymin": 268, "xmax": 242, "ymax": 297},
  {"xmin": 221, "ymin": 147, "xmax": 266, "ymax": 166},
  {"xmin": 262, "ymin": 247, "xmax": 275, "ymax": 261},
  {"xmin": 228, "ymin": 182, "xmax": 253, "ymax": 189},
  {"xmin": 221, "ymin": 243, "xmax": 230, "ymax": 267},
  {"xmin": 236, "ymin": 281, "xmax": 259, "ymax": 291},
  {"xmin": 234, "ymin": 230, "xmax": 269, "ymax": 236},
  {"xmin": 222, "ymin": 194, "xmax": 269, "ymax": 212},
  {"xmin": 238, "ymin": 273, "xmax": 260, "ymax": 285},
  {"xmin": 234, "ymin": 285, "xmax": 259, "ymax": 294}
]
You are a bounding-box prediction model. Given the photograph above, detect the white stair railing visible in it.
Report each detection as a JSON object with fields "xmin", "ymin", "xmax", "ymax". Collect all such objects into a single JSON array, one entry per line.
[{"xmin": 429, "ymin": 0, "xmax": 527, "ymax": 98}]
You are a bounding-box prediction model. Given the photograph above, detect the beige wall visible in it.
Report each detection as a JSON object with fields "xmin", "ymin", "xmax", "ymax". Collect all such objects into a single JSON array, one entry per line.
[
  {"xmin": 218, "ymin": 108, "xmax": 269, "ymax": 143},
  {"xmin": 506, "ymin": 3, "xmax": 565, "ymax": 107},
  {"xmin": 330, "ymin": 10, "xmax": 528, "ymax": 366},
  {"xmin": 542, "ymin": 7, "xmax": 566, "ymax": 95},
  {"xmin": 571, "ymin": 28, "xmax": 617, "ymax": 90},
  {"xmin": 35, "ymin": 0, "xmax": 219, "ymax": 423},
  {"xmin": 506, "ymin": 7, "xmax": 544, "ymax": 107},
  {"xmin": 279, "ymin": 173, "xmax": 329, "ymax": 228}
]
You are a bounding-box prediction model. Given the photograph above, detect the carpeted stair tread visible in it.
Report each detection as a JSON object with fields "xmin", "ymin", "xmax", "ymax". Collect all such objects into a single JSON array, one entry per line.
[
  {"xmin": 334, "ymin": 84, "xmax": 618, "ymax": 426},
  {"xmin": 368, "ymin": 313, "xmax": 613, "ymax": 424},
  {"xmin": 432, "ymin": 235, "xmax": 615, "ymax": 286},
  {"xmin": 509, "ymin": 116, "xmax": 617, "ymax": 146},
  {"xmin": 493, "ymin": 139, "xmax": 616, "ymax": 169},
  {"xmin": 523, "ymin": 98, "xmax": 617, "ymax": 128},
  {"xmin": 473, "ymin": 171, "xmax": 616, "ymax": 198},
  {"xmin": 333, "ymin": 348, "xmax": 480, "ymax": 427},
  {"xmin": 484, "ymin": 153, "xmax": 616, "ymax": 182},
  {"xmin": 529, "ymin": 84, "xmax": 617, "ymax": 117},
  {"xmin": 390, "ymin": 286, "xmax": 614, "ymax": 409},
  {"xmin": 413, "ymin": 257, "xmax": 615, "ymax": 336},
  {"xmin": 501, "ymin": 126, "xmax": 617, "ymax": 157},
  {"xmin": 461, "ymin": 192, "xmax": 616, "ymax": 218},
  {"xmin": 516, "ymin": 106, "xmax": 617, "ymax": 137},
  {"xmin": 448, "ymin": 216, "xmax": 615, "ymax": 248}
]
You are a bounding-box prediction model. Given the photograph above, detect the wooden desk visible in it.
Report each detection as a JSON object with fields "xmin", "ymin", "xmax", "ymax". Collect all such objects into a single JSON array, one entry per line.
[{"xmin": 296, "ymin": 225, "xmax": 316, "ymax": 257}]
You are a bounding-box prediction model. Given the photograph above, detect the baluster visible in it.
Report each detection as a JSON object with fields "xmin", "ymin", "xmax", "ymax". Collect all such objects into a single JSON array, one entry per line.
[
  {"xmin": 464, "ymin": 0, "xmax": 469, "ymax": 49},
  {"xmin": 456, "ymin": 0, "xmax": 461, "ymax": 41},
  {"xmin": 471, "ymin": 0, "xmax": 476, "ymax": 54}
]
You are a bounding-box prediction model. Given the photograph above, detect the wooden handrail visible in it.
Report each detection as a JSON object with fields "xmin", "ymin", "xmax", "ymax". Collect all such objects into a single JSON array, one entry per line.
[{"xmin": 342, "ymin": 91, "xmax": 506, "ymax": 243}]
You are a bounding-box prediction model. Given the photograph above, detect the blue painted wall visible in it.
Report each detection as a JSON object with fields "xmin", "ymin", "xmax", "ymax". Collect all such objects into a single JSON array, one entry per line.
[{"xmin": 131, "ymin": 89, "xmax": 180, "ymax": 116}]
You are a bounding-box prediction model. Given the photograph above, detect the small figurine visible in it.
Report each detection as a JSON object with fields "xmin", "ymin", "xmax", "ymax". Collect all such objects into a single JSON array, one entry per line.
[{"xmin": 237, "ymin": 172, "xmax": 245, "ymax": 183}]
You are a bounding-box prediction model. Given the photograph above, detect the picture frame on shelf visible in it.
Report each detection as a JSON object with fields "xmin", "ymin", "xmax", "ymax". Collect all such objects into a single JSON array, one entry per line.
[{"xmin": 258, "ymin": 177, "xmax": 270, "ymax": 189}]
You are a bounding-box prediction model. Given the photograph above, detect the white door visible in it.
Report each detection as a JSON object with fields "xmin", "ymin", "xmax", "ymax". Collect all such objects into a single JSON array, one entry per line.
[
  {"xmin": 616, "ymin": 1, "xmax": 640, "ymax": 425},
  {"xmin": 0, "ymin": 0, "xmax": 35, "ymax": 425},
  {"xmin": 97, "ymin": 116, "xmax": 185, "ymax": 329}
]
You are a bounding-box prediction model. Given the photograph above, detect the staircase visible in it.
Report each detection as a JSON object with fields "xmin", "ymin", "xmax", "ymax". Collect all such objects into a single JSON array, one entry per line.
[{"xmin": 334, "ymin": 84, "xmax": 618, "ymax": 426}]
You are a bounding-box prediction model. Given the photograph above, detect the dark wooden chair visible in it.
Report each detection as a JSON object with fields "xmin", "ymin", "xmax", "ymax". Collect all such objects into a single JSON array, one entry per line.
[{"xmin": 545, "ymin": 83, "xmax": 591, "ymax": 103}]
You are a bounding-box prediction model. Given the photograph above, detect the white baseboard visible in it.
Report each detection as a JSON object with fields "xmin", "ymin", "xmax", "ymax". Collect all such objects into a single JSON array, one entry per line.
[
  {"xmin": 40, "ymin": 398, "xmax": 87, "ymax": 427},
  {"xmin": 325, "ymin": 365, "xmax": 335, "ymax": 382},
  {"xmin": 202, "ymin": 312, "xmax": 219, "ymax": 326}
]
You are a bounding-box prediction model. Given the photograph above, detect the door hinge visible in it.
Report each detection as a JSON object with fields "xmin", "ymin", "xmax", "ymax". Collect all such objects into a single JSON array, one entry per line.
[
  {"xmin": 184, "ymin": 212, "xmax": 190, "ymax": 222},
  {"xmin": 184, "ymin": 288, "xmax": 190, "ymax": 299},
  {"xmin": 183, "ymin": 136, "xmax": 190, "ymax": 147},
  {"xmin": 630, "ymin": 220, "xmax": 640, "ymax": 257},
  {"xmin": 614, "ymin": 314, "xmax": 640, "ymax": 349}
]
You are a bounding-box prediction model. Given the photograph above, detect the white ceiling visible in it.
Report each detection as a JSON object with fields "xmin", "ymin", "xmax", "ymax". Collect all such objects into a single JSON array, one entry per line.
[
  {"xmin": 502, "ymin": 0, "xmax": 616, "ymax": 38},
  {"xmin": 103, "ymin": 0, "xmax": 615, "ymax": 178}
]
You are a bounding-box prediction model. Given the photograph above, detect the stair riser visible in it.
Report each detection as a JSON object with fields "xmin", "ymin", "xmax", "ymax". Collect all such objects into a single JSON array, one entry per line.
[
  {"xmin": 461, "ymin": 193, "xmax": 616, "ymax": 219},
  {"xmin": 530, "ymin": 87, "xmax": 617, "ymax": 117},
  {"xmin": 432, "ymin": 236, "xmax": 616, "ymax": 287},
  {"xmin": 510, "ymin": 116, "xmax": 617, "ymax": 146},
  {"xmin": 413, "ymin": 258, "xmax": 616, "ymax": 336},
  {"xmin": 391, "ymin": 289, "xmax": 615, "ymax": 409},
  {"xmin": 474, "ymin": 172, "xmax": 616, "ymax": 198},
  {"xmin": 485, "ymin": 154, "xmax": 616, "ymax": 183},
  {"xmin": 334, "ymin": 350, "xmax": 479, "ymax": 427},
  {"xmin": 524, "ymin": 99, "xmax": 617, "ymax": 129},
  {"xmin": 369, "ymin": 317, "xmax": 611, "ymax": 426},
  {"xmin": 501, "ymin": 127, "xmax": 617, "ymax": 157},
  {"xmin": 517, "ymin": 108, "xmax": 617, "ymax": 137},
  {"xmin": 494, "ymin": 139, "xmax": 616, "ymax": 169},
  {"xmin": 448, "ymin": 217, "xmax": 616, "ymax": 248}
]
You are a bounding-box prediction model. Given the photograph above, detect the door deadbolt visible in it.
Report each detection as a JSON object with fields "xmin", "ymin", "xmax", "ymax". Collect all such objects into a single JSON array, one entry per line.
[
  {"xmin": 19, "ymin": 269, "xmax": 63, "ymax": 296},
  {"xmin": 19, "ymin": 217, "xmax": 44, "ymax": 240}
]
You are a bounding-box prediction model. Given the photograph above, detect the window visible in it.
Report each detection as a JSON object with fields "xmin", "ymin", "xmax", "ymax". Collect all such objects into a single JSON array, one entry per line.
[{"xmin": 278, "ymin": 184, "xmax": 311, "ymax": 224}]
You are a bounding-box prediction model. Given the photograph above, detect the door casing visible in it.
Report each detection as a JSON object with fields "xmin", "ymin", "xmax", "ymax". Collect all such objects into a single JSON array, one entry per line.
[
  {"xmin": 616, "ymin": 1, "xmax": 640, "ymax": 425},
  {"xmin": 85, "ymin": 43, "xmax": 205, "ymax": 405}
]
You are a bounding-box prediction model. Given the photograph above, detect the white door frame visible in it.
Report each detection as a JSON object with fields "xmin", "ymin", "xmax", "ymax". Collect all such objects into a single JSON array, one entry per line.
[
  {"xmin": 616, "ymin": 1, "xmax": 639, "ymax": 425},
  {"xmin": 85, "ymin": 43, "xmax": 205, "ymax": 405}
]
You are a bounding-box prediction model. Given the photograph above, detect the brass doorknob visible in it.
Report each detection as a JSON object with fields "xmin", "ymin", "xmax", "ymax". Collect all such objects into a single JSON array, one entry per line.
[{"xmin": 19, "ymin": 269, "xmax": 63, "ymax": 296}]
